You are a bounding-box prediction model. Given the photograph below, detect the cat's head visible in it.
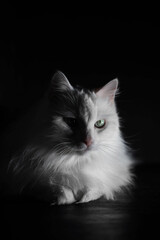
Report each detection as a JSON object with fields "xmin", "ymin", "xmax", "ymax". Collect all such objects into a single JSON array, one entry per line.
[{"xmin": 49, "ymin": 71, "xmax": 119, "ymax": 155}]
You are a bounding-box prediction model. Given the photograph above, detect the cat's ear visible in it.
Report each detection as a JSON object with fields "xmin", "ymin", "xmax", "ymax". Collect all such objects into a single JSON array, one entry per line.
[
  {"xmin": 96, "ymin": 79, "xmax": 118, "ymax": 102},
  {"xmin": 51, "ymin": 71, "xmax": 73, "ymax": 92}
]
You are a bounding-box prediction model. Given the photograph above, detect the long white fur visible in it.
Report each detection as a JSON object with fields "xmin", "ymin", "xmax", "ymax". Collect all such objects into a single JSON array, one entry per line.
[{"xmin": 9, "ymin": 75, "xmax": 133, "ymax": 204}]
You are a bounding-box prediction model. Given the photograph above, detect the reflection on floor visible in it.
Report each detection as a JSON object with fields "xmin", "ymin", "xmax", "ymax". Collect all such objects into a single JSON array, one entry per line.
[{"xmin": 1, "ymin": 163, "xmax": 160, "ymax": 240}]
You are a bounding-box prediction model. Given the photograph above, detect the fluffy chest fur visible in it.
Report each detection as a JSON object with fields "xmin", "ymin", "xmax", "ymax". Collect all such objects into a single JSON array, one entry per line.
[{"xmin": 45, "ymin": 133, "xmax": 132, "ymax": 203}]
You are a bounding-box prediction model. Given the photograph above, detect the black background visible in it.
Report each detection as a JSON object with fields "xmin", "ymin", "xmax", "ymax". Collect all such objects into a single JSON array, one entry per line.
[
  {"xmin": 1, "ymin": 4, "xmax": 160, "ymax": 164},
  {"xmin": 1, "ymin": 3, "xmax": 160, "ymax": 240}
]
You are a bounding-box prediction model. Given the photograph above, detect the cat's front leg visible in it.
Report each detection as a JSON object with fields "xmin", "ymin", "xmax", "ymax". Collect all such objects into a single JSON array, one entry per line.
[
  {"xmin": 57, "ymin": 187, "xmax": 76, "ymax": 205},
  {"xmin": 78, "ymin": 189, "xmax": 102, "ymax": 204}
]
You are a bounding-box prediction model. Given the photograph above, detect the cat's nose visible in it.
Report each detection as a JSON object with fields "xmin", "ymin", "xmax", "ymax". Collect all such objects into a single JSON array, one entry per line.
[{"xmin": 84, "ymin": 137, "xmax": 92, "ymax": 147}]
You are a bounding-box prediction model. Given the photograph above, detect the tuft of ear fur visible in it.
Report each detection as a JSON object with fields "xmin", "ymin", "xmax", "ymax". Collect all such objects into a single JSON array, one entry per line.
[
  {"xmin": 96, "ymin": 79, "xmax": 118, "ymax": 101},
  {"xmin": 51, "ymin": 71, "xmax": 73, "ymax": 92}
]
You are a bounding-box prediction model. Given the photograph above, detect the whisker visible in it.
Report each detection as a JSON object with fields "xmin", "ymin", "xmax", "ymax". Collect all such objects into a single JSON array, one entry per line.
[{"xmin": 97, "ymin": 143, "xmax": 118, "ymax": 155}]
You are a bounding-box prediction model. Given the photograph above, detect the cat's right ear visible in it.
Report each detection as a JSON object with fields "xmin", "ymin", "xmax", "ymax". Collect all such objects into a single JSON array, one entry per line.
[{"xmin": 51, "ymin": 71, "xmax": 73, "ymax": 92}]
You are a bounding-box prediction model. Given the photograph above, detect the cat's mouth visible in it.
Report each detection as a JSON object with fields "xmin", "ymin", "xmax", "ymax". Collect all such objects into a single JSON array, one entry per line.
[{"xmin": 75, "ymin": 143, "xmax": 93, "ymax": 153}]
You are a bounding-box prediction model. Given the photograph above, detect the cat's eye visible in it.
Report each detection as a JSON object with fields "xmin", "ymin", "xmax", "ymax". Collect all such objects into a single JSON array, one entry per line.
[
  {"xmin": 94, "ymin": 119, "xmax": 106, "ymax": 128},
  {"xmin": 64, "ymin": 117, "xmax": 76, "ymax": 128}
]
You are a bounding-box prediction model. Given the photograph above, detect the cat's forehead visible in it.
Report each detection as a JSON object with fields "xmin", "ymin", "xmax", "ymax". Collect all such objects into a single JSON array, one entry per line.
[
  {"xmin": 71, "ymin": 88, "xmax": 95, "ymax": 119},
  {"xmin": 52, "ymin": 88, "xmax": 95, "ymax": 118}
]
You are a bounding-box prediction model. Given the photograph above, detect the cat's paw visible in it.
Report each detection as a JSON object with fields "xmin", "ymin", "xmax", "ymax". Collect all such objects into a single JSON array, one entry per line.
[
  {"xmin": 57, "ymin": 187, "xmax": 76, "ymax": 205},
  {"xmin": 77, "ymin": 190, "xmax": 102, "ymax": 204}
]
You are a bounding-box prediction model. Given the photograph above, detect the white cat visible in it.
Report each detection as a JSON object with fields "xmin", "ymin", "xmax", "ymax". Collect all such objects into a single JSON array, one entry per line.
[{"xmin": 7, "ymin": 71, "xmax": 133, "ymax": 204}]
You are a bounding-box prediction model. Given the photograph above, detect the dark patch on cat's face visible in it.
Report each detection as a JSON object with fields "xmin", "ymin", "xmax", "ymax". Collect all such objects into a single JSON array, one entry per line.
[{"xmin": 49, "ymin": 88, "xmax": 95, "ymax": 152}]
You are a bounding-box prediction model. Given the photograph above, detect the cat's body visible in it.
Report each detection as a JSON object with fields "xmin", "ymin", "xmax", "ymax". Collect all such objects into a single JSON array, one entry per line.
[{"xmin": 1, "ymin": 72, "xmax": 133, "ymax": 204}]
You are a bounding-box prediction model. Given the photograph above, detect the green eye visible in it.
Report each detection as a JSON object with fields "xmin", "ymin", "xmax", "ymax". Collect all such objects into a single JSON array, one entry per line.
[{"xmin": 94, "ymin": 119, "xmax": 106, "ymax": 128}]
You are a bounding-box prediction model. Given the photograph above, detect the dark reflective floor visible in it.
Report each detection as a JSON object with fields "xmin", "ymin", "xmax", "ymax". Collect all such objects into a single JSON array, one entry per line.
[{"xmin": 1, "ymin": 163, "xmax": 160, "ymax": 240}]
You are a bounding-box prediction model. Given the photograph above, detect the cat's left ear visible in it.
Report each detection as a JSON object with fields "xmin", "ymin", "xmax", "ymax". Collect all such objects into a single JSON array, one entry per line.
[
  {"xmin": 96, "ymin": 79, "xmax": 118, "ymax": 102},
  {"xmin": 51, "ymin": 71, "xmax": 73, "ymax": 92}
]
